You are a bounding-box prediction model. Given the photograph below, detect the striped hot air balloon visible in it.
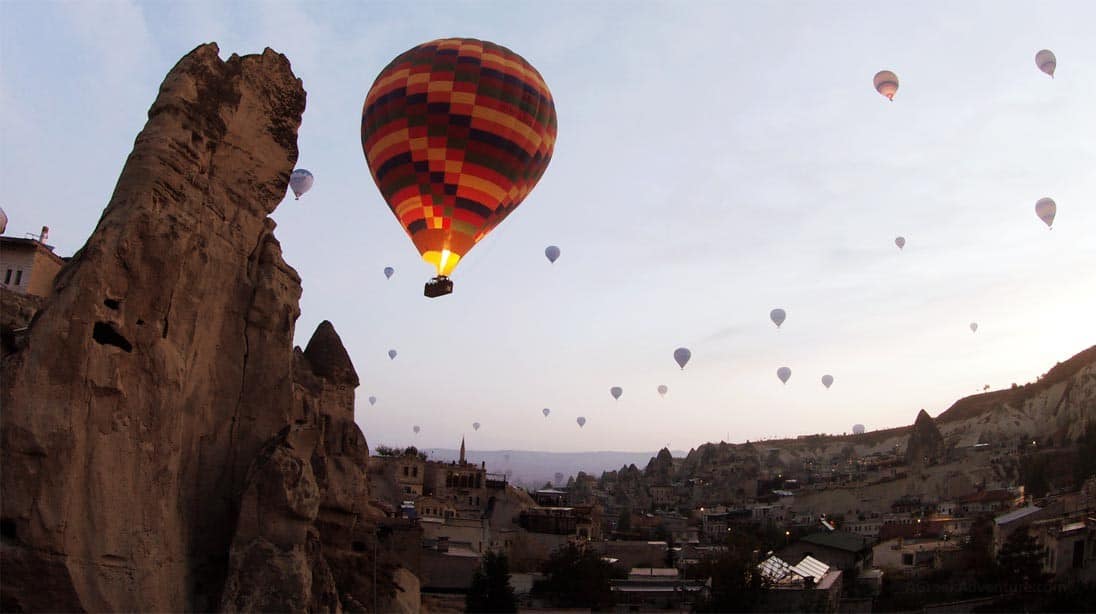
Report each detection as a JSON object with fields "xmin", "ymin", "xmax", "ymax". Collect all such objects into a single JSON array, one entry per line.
[{"xmin": 361, "ymin": 38, "xmax": 558, "ymax": 297}]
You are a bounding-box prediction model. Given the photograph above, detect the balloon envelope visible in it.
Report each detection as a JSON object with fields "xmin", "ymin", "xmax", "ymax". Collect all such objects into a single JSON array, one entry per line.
[
  {"xmin": 1035, "ymin": 49, "xmax": 1056, "ymax": 77},
  {"xmin": 895, "ymin": 236, "xmax": 906, "ymax": 249},
  {"xmin": 0, "ymin": 206, "xmax": 7, "ymax": 234},
  {"xmin": 384, "ymin": 266, "xmax": 395, "ymax": 279},
  {"xmin": 413, "ymin": 425, "xmax": 420, "ymax": 434},
  {"xmin": 361, "ymin": 38, "xmax": 558, "ymax": 278},
  {"xmin": 853, "ymin": 424, "xmax": 866, "ymax": 435},
  {"xmin": 873, "ymin": 70, "xmax": 899, "ymax": 100},
  {"xmin": 657, "ymin": 384, "xmax": 668, "ymax": 397},
  {"xmin": 542, "ymin": 407, "xmax": 550, "ymax": 417},
  {"xmin": 821, "ymin": 375, "xmax": 834, "ymax": 389},
  {"xmin": 289, "ymin": 169, "xmax": 314, "ymax": 199},
  {"xmin": 610, "ymin": 386, "xmax": 622, "ymax": 400},
  {"xmin": 368, "ymin": 396, "xmax": 377, "ymax": 405},
  {"xmin": 576, "ymin": 417, "xmax": 586, "ymax": 428},
  {"xmin": 777, "ymin": 367, "xmax": 792, "ymax": 384},
  {"xmin": 770, "ymin": 309, "xmax": 786, "ymax": 328},
  {"xmin": 673, "ymin": 347, "xmax": 691, "ymax": 369},
  {"xmin": 545, "ymin": 245, "xmax": 560, "ymax": 263},
  {"xmin": 388, "ymin": 349, "xmax": 397, "ymax": 360},
  {"xmin": 473, "ymin": 422, "xmax": 480, "ymax": 431},
  {"xmin": 1035, "ymin": 198, "xmax": 1056, "ymax": 228},
  {"xmin": 970, "ymin": 322, "xmax": 978, "ymax": 333}
]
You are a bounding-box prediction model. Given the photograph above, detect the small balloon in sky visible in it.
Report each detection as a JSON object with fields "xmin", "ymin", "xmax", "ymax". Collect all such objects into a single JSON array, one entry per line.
[
  {"xmin": 1035, "ymin": 197, "xmax": 1056, "ymax": 229},
  {"xmin": 610, "ymin": 386, "xmax": 623, "ymax": 400},
  {"xmin": 821, "ymin": 374, "xmax": 834, "ymax": 389},
  {"xmin": 545, "ymin": 245, "xmax": 560, "ymax": 263},
  {"xmin": 388, "ymin": 349, "xmax": 398, "ymax": 360},
  {"xmin": 289, "ymin": 169, "xmax": 314, "ymax": 200},
  {"xmin": 576, "ymin": 416, "xmax": 587, "ymax": 428},
  {"xmin": 542, "ymin": 407, "xmax": 551, "ymax": 417},
  {"xmin": 413, "ymin": 425, "xmax": 421, "ymax": 434},
  {"xmin": 473, "ymin": 421, "xmax": 481, "ymax": 431},
  {"xmin": 873, "ymin": 70, "xmax": 899, "ymax": 101},
  {"xmin": 970, "ymin": 322, "xmax": 978, "ymax": 333},
  {"xmin": 777, "ymin": 367, "xmax": 792, "ymax": 384},
  {"xmin": 770, "ymin": 308, "xmax": 786, "ymax": 328},
  {"xmin": 368, "ymin": 395, "xmax": 377, "ymax": 406},
  {"xmin": 1035, "ymin": 49, "xmax": 1056, "ymax": 78},
  {"xmin": 674, "ymin": 347, "xmax": 692, "ymax": 370},
  {"xmin": 0, "ymin": 206, "xmax": 7, "ymax": 234},
  {"xmin": 853, "ymin": 424, "xmax": 866, "ymax": 435},
  {"xmin": 384, "ymin": 266, "xmax": 395, "ymax": 279},
  {"xmin": 658, "ymin": 384, "xmax": 668, "ymax": 397},
  {"xmin": 895, "ymin": 236, "xmax": 906, "ymax": 250}
]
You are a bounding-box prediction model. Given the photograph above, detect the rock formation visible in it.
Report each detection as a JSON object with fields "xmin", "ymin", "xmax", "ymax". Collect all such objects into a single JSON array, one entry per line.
[
  {"xmin": 1, "ymin": 43, "xmax": 396, "ymax": 612},
  {"xmin": 906, "ymin": 409, "xmax": 946, "ymax": 468}
]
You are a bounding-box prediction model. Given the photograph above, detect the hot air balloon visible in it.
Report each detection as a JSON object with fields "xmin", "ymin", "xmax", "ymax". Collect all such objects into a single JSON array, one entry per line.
[
  {"xmin": 545, "ymin": 245, "xmax": 560, "ymax": 263},
  {"xmin": 361, "ymin": 38, "xmax": 558, "ymax": 298},
  {"xmin": 388, "ymin": 349, "xmax": 398, "ymax": 360},
  {"xmin": 289, "ymin": 169, "xmax": 314, "ymax": 200},
  {"xmin": 674, "ymin": 347, "xmax": 691, "ymax": 370},
  {"xmin": 1035, "ymin": 49, "xmax": 1056, "ymax": 78},
  {"xmin": 473, "ymin": 422, "xmax": 481, "ymax": 431},
  {"xmin": 384, "ymin": 266, "xmax": 395, "ymax": 279},
  {"xmin": 0, "ymin": 206, "xmax": 7, "ymax": 234},
  {"xmin": 610, "ymin": 386, "xmax": 622, "ymax": 400},
  {"xmin": 777, "ymin": 367, "xmax": 792, "ymax": 384},
  {"xmin": 770, "ymin": 309, "xmax": 786, "ymax": 328},
  {"xmin": 413, "ymin": 425, "xmax": 421, "ymax": 434},
  {"xmin": 873, "ymin": 70, "xmax": 899, "ymax": 100},
  {"xmin": 852, "ymin": 424, "xmax": 866, "ymax": 435},
  {"xmin": 821, "ymin": 375, "xmax": 834, "ymax": 389},
  {"xmin": 1035, "ymin": 197, "xmax": 1056, "ymax": 229},
  {"xmin": 657, "ymin": 384, "xmax": 668, "ymax": 397},
  {"xmin": 554, "ymin": 472, "xmax": 564, "ymax": 483},
  {"xmin": 970, "ymin": 322, "xmax": 978, "ymax": 333},
  {"xmin": 542, "ymin": 407, "xmax": 551, "ymax": 417},
  {"xmin": 895, "ymin": 236, "xmax": 906, "ymax": 250},
  {"xmin": 368, "ymin": 395, "xmax": 377, "ymax": 406},
  {"xmin": 576, "ymin": 417, "xmax": 586, "ymax": 428}
]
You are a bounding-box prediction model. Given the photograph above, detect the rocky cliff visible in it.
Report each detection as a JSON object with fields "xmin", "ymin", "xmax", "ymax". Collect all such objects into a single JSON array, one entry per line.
[{"xmin": 1, "ymin": 43, "xmax": 394, "ymax": 613}]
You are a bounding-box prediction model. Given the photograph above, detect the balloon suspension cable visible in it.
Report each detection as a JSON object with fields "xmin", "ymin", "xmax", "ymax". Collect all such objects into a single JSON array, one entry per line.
[{"xmin": 424, "ymin": 275, "xmax": 454, "ymax": 298}]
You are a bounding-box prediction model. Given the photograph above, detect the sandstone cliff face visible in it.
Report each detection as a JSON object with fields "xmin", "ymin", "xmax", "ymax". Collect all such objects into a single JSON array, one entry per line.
[
  {"xmin": 906, "ymin": 409, "xmax": 946, "ymax": 467},
  {"xmin": 0, "ymin": 43, "xmax": 393, "ymax": 613}
]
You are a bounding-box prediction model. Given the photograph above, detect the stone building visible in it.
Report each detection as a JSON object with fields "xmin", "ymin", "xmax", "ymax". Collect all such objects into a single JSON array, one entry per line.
[{"xmin": 0, "ymin": 230, "xmax": 64, "ymax": 297}]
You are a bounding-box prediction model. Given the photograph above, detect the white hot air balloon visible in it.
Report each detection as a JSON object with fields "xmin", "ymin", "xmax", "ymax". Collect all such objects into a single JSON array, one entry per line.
[
  {"xmin": 542, "ymin": 407, "xmax": 551, "ymax": 417},
  {"xmin": 852, "ymin": 424, "xmax": 866, "ymax": 435},
  {"xmin": 610, "ymin": 386, "xmax": 623, "ymax": 400},
  {"xmin": 473, "ymin": 422, "xmax": 481, "ymax": 431},
  {"xmin": 657, "ymin": 384, "xmax": 668, "ymax": 397},
  {"xmin": 289, "ymin": 169, "xmax": 314, "ymax": 200},
  {"xmin": 970, "ymin": 322, "xmax": 978, "ymax": 333},
  {"xmin": 576, "ymin": 416, "xmax": 586, "ymax": 428},
  {"xmin": 770, "ymin": 309, "xmax": 786, "ymax": 328},
  {"xmin": 413, "ymin": 425, "xmax": 420, "ymax": 434},
  {"xmin": 895, "ymin": 236, "xmax": 906, "ymax": 250},
  {"xmin": 388, "ymin": 349, "xmax": 397, "ymax": 360},
  {"xmin": 1035, "ymin": 49, "xmax": 1056, "ymax": 78},
  {"xmin": 674, "ymin": 347, "xmax": 691, "ymax": 370},
  {"xmin": 384, "ymin": 266, "xmax": 395, "ymax": 279},
  {"xmin": 545, "ymin": 245, "xmax": 560, "ymax": 263},
  {"xmin": 777, "ymin": 367, "xmax": 792, "ymax": 384},
  {"xmin": 821, "ymin": 375, "xmax": 834, "ymax": 389},
  {"xmin": 368, "ymin": 396, "xmax": 377, "ymax": 406},
  {"xmin": 873, "ymin": 70, "xmax": 899, "ymax": 101},
  {"xmin": 0, "ymin": 206, "xmax": 7, "ymax": 234},
  {"xmin": 1035, "ymin": 198, "xmax": 1056, "ymax": 229}
]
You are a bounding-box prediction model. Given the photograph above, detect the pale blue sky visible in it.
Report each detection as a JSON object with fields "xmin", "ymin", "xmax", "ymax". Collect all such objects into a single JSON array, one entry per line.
[{"xmin": 3, "ymin": 1, "xmax": 1094, "ymax": 453}]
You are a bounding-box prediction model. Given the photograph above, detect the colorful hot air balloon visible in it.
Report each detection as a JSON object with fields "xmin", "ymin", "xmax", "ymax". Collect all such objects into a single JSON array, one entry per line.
[
  {"xmin": 1035, "ymin": 197, "xmax": 1056, "ymax": 229},
  {"xmin": 289, "ymin": 169, "xmax": 314, "ymax": 200},
  {"xmin": 777, "ymin": 367, "xmax": 792, "ymax": 384},
  {"xmin": 970, "ymin": 322, "xmax": 978, "ymax": 333},
  {"xmin": 388, "ymin": 349, "xmax": 398, "ymax": 360},
  {"xmin": 545, "ymin": 245, "xmax": 560, "ymax": 263},
  {"xmin": 473, "ymin": 421, "xmax": 481, "ymax": 431},
  {"xmin": 384, "ymin": 266, "xmax": 395, "ymax": 279},
  {"xmin": 542, "ymin": 407, "xmax": 551, "ymax": 417},
  {"xmin": 610, "ymin": 386, "xmax": 623, "ymax": 400},
  {"xmin": 413, "ymin": 425, "xmax": 421, "ymax": 434},
  {"xmin": 674, "ymin": 347, "xmax": 691, "ymax": 370},
  {"xmin": 576, "ymin": 416, "xmax": 586, "ymax": 428},
  {"xmin": 1035, "ymin": 50, "xmax": 1056, "ymax": 78},
  {"xmin": 770, "ymin": 309, "xmax": 786, "ymax": 328},
  {"xmin": 657, "ymin": 384, "xmax": 668, "ymax": 397},
  {"xmin": 852, "ymin": 424, "xmax": 866, "ymax": 435},
  {"xmin": 895, "ymin": 236, "xmax": 906, "ymax": 250},
  {"xmin": 874, "ymin": 70, "xmax": 899, "ymax": 100},
  {"xmin": 368, "ymin": 395, "xmax": 377, "ymax": 406},
  {"xmin": 821, "ymin": 375, "xmax": 834, "ymax": 389},
  {"xmin": 361, "ymin": 38, "xmax": 558, "ymax": 297}
]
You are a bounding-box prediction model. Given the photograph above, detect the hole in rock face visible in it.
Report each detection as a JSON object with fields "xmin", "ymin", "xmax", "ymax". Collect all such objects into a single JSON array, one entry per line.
[
  {"xmin": 352, "ymin": 541, "xmax": 367, "ymax": 553},
  {"xmin": 1, "ymin": 518, "xmax": 16, "ymax": 540},
  {"xmin": 103, "ymin": 298, "xmax": 121, "ymax": 310},
  {"xmin": 92, "ymin": 322, "xmax": 133, "ymax": 352},
  {"xmin": 136, "ymin": 319, "xmax": 144, "ymax": 326}
]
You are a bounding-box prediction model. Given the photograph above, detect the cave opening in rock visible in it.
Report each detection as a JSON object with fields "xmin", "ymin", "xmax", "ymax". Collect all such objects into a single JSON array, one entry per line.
[
  {"xmin": 104, "ymin": 298, "xmax": 121, "ymax": 310},
  {"xmin": 1, "ymin": 518, "xmax": 16, "ymax": 541},
  {"xmin": 93, "ymin": 322, "xmax": 133, "ymax": 352}
]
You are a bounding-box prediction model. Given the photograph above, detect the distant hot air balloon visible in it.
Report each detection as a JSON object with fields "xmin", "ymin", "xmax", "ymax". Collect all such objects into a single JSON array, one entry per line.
[
  {"xmin": 853, "ymin": 424, "xmax": 866, "ymax": 435},
  {"xmin": 873, "ymin": 70, "xmax": 899, "ymax": 101},
  {"xmin": 576, "ymin": 417, "xmax": 586, "ymax": 428},
  {"xmin": 413, "ymin": 425, "xmax": 421, "ymax": 434},
  {"xmin": 361, "ymin": 38, "xmax": 558, "ymax": 298},
  {"xmin": 821, "ymin": 375, "xmax": 834, "ymax": 389},
  {"xmin": 610, "ymin": 386, "xmax": 623, "ymax": 400},
  {"xmin": 368, "ymin": 395, "xmax": 377, "ymax": 406},
  {"xmin": 388, "ymin": 349, "xmax": 398, "ymax": 360},
  {"xmin": 1035, "ymin": 49, "xmax": 1056, "ymax": 78},
  {"xmin": 674, "ymin": 347, "xmax": 692, "ymax": 370},
  {"xmin": 473, "ymin": 422, "xmax": 481, "ymax": 431},
  {"xmin": 0, "ymin": 206, "xmax": 7, "ymax": 234},
  {"xmin": 777, "ymin": 367, "xmax": 792, "ymax": 384},
  {"xmin": 970, "ymin": 322, "xmax": 978, "ymax": 333},
  {"xmin": 554, "ymin": 472, "xmax": 564, "ymax": 483},
  {"xmin": 658, "ymin": 384, "xmax": 668, "ymax": 397},
  {"xmin": 770, "ymin": 309, "xmax": 786, "ymax": 328},
  {"xmin": 895, "ymin": 236, "xmax": 906, "ymax": 250},
  {"xmin": 542, "ymin": 407, "xmax": 551, "ymax": 417},
  {"xmin": 289, "ymin": 169, "xmax": 314, "ymax": 200},
  {"xmin": 545, "ymin": 245, "xmax": 560, "ymax": 263},
  {"xmin": 1035, "ymin": 197, "xmax": 1056, "ymax": 229},
  {"xmin": 384, "ymin": 266, "xmax": 395, "ymax": 279}
]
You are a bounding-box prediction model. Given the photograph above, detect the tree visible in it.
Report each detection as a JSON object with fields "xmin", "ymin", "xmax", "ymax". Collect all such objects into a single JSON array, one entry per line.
[
  {"xmin": 692, "ymin": 548, "xmax": 765, "ymax": 612},
  {"xmin": 538, "ymin": 543, "xmax": 622, "ymax": 609},
  {"xmin": 995, "ymin": 528, "xmax": 1047, "ymax": 589},
  {"xmin": 617, "ymin": 508, "xmax": 632, "ymax": 532},
  {"xmin": 465, "ymin": 551, "xmax": 517, "ymax": 613}
]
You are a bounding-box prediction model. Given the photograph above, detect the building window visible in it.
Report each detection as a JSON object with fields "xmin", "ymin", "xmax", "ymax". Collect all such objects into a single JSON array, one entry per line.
[
  {"xmin": 902, "ymin": 553, "xmax": 914, "ymax": 566},
  {"xmin": 403, "ymin": 466, "xmax": 408, "ymax": 477},
  {"xmin": 14, "ymin": 270, "xmax": 22, "ymax": 285},
  {"xmin": 413, "ymin": 467, "xmax": 418, "ymax": 477},
  {"xmin": 3, "ymin": 269, "xmax": 10, "ymax": 284}
]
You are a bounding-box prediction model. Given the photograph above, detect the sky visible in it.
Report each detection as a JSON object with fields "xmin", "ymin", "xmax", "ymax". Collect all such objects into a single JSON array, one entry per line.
[{"xmin": 2, "ymin": 1, "xmax": 1094, "ymax": 454}]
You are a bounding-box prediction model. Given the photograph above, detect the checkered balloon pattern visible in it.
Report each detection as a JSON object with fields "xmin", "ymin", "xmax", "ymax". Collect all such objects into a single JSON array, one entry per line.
[{"xmin": 361, "ymin": 38, "xmax": 558, "ymax": 276}]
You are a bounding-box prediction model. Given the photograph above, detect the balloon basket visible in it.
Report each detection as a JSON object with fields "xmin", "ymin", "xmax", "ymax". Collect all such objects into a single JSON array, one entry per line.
[{"xmin": 424, "ymin": 276, "xmax": 453, "ymax": 298}]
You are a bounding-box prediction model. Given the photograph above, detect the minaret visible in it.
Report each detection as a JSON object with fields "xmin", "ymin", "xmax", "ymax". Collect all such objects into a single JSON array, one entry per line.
[{"xmin": 460, "ymin": 436, "xmax": 466, "ymax": 464}]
